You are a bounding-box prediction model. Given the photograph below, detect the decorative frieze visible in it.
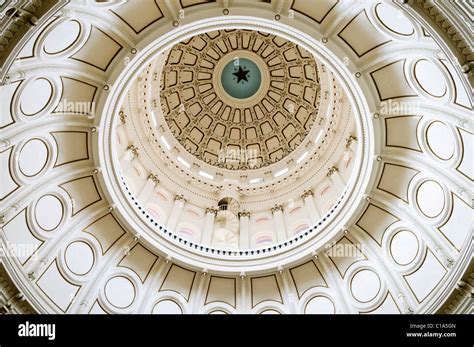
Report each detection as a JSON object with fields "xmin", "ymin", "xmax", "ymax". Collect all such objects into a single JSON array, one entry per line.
[
  {"xmin": 174, "ymin": 194, "xmax": 186, "ymax": 203},
  {"xmin": 238, "ymin": 211, "xmax": 250, "ymax": 218}
]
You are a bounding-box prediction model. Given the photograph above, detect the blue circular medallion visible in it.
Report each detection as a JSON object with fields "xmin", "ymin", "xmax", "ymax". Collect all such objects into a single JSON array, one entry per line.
[{"xmin": 221, "ymin": 58, "xmax": 261, "ymax": 99}]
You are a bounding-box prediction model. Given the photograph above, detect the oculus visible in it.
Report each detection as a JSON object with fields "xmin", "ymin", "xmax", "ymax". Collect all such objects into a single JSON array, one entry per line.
[{"xmin": 221, "ymin": 58, "xmax": 261, "ymax": 99}]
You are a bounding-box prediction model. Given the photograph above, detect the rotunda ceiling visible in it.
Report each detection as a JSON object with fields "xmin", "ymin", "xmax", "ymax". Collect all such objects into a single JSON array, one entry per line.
[{"xmin": 0, "ymin": 0, "xmax": 471, "ymax": 315}]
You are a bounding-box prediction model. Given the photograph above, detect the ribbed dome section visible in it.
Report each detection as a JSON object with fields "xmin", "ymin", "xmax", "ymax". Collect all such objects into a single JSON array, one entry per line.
[{"xmin": 160, "ymin": 29, "xmax": 321, "ymax": 170}]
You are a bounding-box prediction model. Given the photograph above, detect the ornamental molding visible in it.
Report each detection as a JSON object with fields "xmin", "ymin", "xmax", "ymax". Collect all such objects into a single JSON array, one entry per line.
[
  {"xmin": 0, "ymin": 0, "xmax": 67, "ymax": 83},
  {"xmin": 148, "ymin": 173, "xmax": 160, "ymax": 184},
  {"xmin": 410, "ymin": 0, "xmax": 473, "ymax": 69},
  {"xmin": 271, "ymin": 204, "xmax": 283, "ymax": 213},
  {"xmin": 0, "ymin": 265, "xmax": 34, "ymax": 314},
  {"xmin": 300, "ymin": 189, "xmax": 313, "ymax": 199},
  {"xmin": 174, "ymin": 194, "xmax": 187, "ymax": 203},
  {"xmin": 238, "ymin": 211, "xmax": 250, "ymax": 218},
  {"xmin": 205, "ymin": 207, "xmax": 218, "ymax": 215},
  {"xmin": 441, "ymin": 276, "xmax": 474, "ymax": 314}
]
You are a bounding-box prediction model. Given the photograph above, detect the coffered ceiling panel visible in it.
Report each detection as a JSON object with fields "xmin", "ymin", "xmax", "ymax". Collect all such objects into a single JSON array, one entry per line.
[
  {"xmin": 83, "ymin": 214, "xmax": 127, "ymax": 255},
  {"xmin": 377, "ymin": 163, "xmax": 419, "ymax": 203},
  {"xmin": 0, "ymin": 148, "xmax": 19, "ymax": 200},
  {"xmin": 2, "ymin": 209, "xmax": 43, "ymax": 265},
  {"xmin": 289, "ymin": 261, "xmax": 327, "ymax": 298},
  {"xmin": 404, "ymin": 250, "xmax": 447, "ymax": 303},
  {"xmin": 59, "ymin": 176, "xmax": 101, "ymax": 216},
  {"xmin": 159, "ymin": 265, "xmax": 196, "ymax": 301},
  {"xmin": 36, "ymin": 261, "xmax": 81, "ymax": 312},
  {"xmin": 251, "ymin": 275, "xmax": 283, "ymax": 308},
  {"xmin": 205, "ymin": 276, "xmax": 236, "ymax": 308},
  {"xmin": 328, "ymin": 237, "xmax": 367, "ymax": 277},
  {"xmin": 356, "ymin": 204, "xmax": 399, "ymax": 245},
  {"xmin": 291, "ymin": 0, "xmax": 338, "ymax": 24},
  {"xmin": 338, "ymin": 10, "xmax": 390, "ymax": 57},
  {"xmin": 118, "ymin": 244, "xmax": 158, "ymax": 283},
  {"xmin": 111, "ymin": 0, "xmax": 164, "ymax": 34},
  {"xmin": 71, "ymin": 27, "xmax": 123, "ymax": 71},
  {"xmin": 160, "ymin": 30, "xmax": 320, "ymax": 170},
  {"xmin": 370, "ymin": 60, "xmax": 417, "ymax": 101},
  {"xmin": 51, "ymin": 131, "xmax": 89, "ymax": 167},
  {"xmin": 385, "ymin": 116, "xmax": 422, "ymax": 152}
]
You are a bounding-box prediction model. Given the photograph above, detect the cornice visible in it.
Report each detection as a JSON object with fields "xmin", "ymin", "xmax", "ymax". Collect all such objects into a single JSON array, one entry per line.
[
  {"xmin": 400, "ymin": 0, "xmax": 473, "ymax": 83},
  {"xmin": 0, "ymin": 0, "xmax": 68, "ymax": 83},
  {"xmin": 0, "ymin": 263, "xmax": 35, "ymax": 314}
]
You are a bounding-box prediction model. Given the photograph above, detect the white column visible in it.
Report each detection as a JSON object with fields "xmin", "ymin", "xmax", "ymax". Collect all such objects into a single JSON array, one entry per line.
[
  {"xmin": 302, "ymin": 190, "xmax": 320, "ymax": 224},
  {"xmin": 239, "ymin": 212, "xmax": 250, "ymax": 248},
  {"xmin": 138, "ymin": 174, "xmax": 159, "ymax": 202},
  {"xmin": 166, "ymin": 195, "xmax": 186, "ymax": 231},
  {"xmin": 328, "ymin": 166, "xmax": 345, "ymax": 191},
  {"xmin": 200, "ymin": 207, "xmax": 217, "ymax": 245},
  {"xmin": 120, "ymin": 145, "xmax": 138, "ymax": 168},
  {"xmin": 272, "ymin": 205, "xmax": 287, "ymax": 242}
]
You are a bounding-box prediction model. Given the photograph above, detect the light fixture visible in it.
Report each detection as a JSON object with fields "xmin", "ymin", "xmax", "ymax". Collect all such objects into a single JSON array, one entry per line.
[
  {"xmin": 315, "ymin": 129, "xmax": 323, "ymax": 143},
  {"xmin": 198, "ymin": 171, "xmax": 214, "ymax": 180},
  {"xmin": 150, "ymin": 111, "xmax": 158, "ymax": 127},
  {"xmin": 177, "ymin": 156, "xmax": 190, "ymax": 168},
  {"xmin": 274, "ymin": 168, "xmax": 288, "ymax": 178},
  {"xmin": 160, "ymin": 136, "xmax": 171, "ymax": 150},
  {"xmin": 249, "ymin": 177, "xmax": 263, "ymax": 184},
  {"xmin": 296, "ymin": 151, "xmax": 308, "ymax": 164}
]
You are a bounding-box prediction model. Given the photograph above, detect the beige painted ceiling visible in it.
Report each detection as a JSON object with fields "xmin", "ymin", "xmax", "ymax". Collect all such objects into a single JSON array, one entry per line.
[{"xmin": 0, "ymin": 0, "xmax": 472, "ymax": 315}]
